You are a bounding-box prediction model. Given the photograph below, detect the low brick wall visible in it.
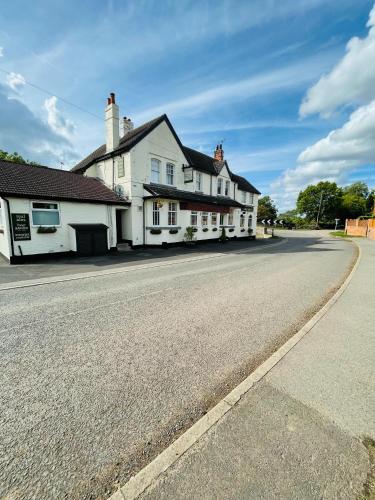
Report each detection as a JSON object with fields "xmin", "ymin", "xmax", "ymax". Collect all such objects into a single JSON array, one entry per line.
[{"xmin": 346, "ymin": 218, "xmax": 375, "ymax": 239}]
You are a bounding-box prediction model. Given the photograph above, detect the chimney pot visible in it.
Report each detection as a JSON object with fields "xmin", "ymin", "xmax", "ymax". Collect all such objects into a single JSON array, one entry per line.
[
  {"xmin": 110, "ymin": 92, "xmax": 115, "ymax": 104},
  {"xmin": 214, "ymin": 143, "xmax": 224, "ymax": 161}
]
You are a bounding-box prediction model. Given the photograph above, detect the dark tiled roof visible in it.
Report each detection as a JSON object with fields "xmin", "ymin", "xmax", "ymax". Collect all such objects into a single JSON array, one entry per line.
[
  {"xmin": 71, "ymin": 114, "xmax": 169, "ymax": 173},
  {"xmin": 231, "ymin": 173, "xmax": 261, "ymax": 195},
  {"xmin": 0, "ymin": 160, "xmax": 129, "ymax": 205},
  {"xmin": 144, "ymin": 183, "xmax": 243, "ymax": 208}
]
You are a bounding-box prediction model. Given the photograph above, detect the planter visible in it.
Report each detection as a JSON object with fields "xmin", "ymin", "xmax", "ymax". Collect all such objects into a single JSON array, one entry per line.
[
  {"xmin": 150, "ymin": 228, "xmax": 162, "ymax": 235},
  {"xmin": 192, "ymin": 227, "xmax": 198, "ymax": 233},
  {"xmin": 169, "ymin": 228, "xmax": 179, "ymax": 234},
  {"xmin": 212, "ymin": 227, "xmax": 218, "ymax": 232},
  {"xmin": 241, "ymin": 228, "xmax": 245, "ymax": 232},
  {"xmin": 37, "ymin": 226, "xmax": 57, "ymax": 234},
  {"xmin": 202, "ymin": 227, "xmax": 209, "ymax": 232},
  {"xmin": 228, "ymin": 228, "xmax": 234, "ymax": 233}
]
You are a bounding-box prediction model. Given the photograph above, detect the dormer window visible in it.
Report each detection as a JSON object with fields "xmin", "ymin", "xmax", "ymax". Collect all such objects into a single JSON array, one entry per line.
[
  {"xmin": 217, "ymin": 178, "xmax": 223, "ymax": 195},
  {"xmin": 196, "ymin": 172, "xmax": 202, "ymax": 191},
  {"xmin": 151, "ymin": 158, "xmax": 160, "ymax": 183}
]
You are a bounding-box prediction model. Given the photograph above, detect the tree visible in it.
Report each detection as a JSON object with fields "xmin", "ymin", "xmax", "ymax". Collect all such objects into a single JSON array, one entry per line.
[
  {"xmin": 257, "ymin": 196, "xmax": 277, "ymax": 221},
  {"xmin": 297, "ymin": 181, "xmax": 342, "ymax": 226},
  {"xmin": 341, "ymin": 193, "xmax": 367, "ymax": 219},
  {"xmin": 0, "ymin": 149, "xmax": 38, "ymax": 165},
  {"xmin": 366, "ymin": 190, "xmax": 375, "ymax": 214},
  {"xmin": 343, "ymin": 181, "xmax": 369, "ymax": 199}
]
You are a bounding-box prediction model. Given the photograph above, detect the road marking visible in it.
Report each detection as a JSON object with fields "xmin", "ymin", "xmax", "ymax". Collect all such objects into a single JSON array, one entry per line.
[
  {"xmin": 109, "ymin": 239, "xmax": 361, "ymax": 500},
  {"xmin": 0, "ymin": 239, "xmax": 287, "ymax": 292}
]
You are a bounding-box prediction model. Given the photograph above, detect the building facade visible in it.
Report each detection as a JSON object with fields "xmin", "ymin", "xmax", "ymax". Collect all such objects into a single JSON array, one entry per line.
[{"xmin": 72, "ymin": 93, "xmax": 260, "ymax": 247}]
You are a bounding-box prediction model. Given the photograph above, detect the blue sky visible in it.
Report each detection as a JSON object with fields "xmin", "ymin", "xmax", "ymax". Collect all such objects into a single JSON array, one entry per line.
[{"xmin": 1, "ymin": 0, "xmax": 374, "ymax": 210}]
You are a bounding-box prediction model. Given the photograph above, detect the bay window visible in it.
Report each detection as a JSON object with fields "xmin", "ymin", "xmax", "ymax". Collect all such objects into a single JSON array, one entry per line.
[
  {"xmin": 248, "ymin": 215, "xmax": 253, "ymax": 228},
  {"xmin": 31, "ymin": 202, "xmax": 60, "ymax": 226},
  {"xmin": 211, "ymin": 213, "xmax": 217, "ymax": 225},
  {"xmin": 168, "ymin": 202, "xmax": 177, "ymax": 225},
  {"xmin": 152, "ymin": 201, "xmax": 160, "ymax": 226},
  {"xmin": 240, "ymin": 213, "xmax": 245, "ymax": 227},
  {"xmin": 220, "ymin": 213, "xmax": 225, "ymax": 226},
  {"xmin": 202, "ymin": 212, "xmax": 208, "ymax": 226},
  {"xmin": 151, "ymin": 158, "xmax": 161, "ymax": 183},
  {"xmin": 166, "ymin": 163, "xmax": 175, "ymax": 185},
  {"xmin": 228, "ymin": 211, "xmax": 234, "ymax": 225}
]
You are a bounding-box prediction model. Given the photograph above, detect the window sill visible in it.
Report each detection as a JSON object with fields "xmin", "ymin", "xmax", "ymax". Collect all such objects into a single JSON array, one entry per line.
[{"xmin": 146, "ymin": 226, "xmax": 181, "ymax": 230}]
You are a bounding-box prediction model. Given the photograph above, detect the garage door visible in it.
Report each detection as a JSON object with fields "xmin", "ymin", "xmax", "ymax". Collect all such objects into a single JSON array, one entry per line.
[{"xmin": 70, "ymin": 224, "xmax": 109, "ymax": 257}]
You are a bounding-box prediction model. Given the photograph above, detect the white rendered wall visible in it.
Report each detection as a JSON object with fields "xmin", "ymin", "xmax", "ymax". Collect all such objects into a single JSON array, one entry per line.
[
  {"xmin": 0, "ymin": 197, "xmax": 11, "ymax": 259},
  {"xmin": 5, "ymin": 198, "xmax": 119, "ymax": 257}
]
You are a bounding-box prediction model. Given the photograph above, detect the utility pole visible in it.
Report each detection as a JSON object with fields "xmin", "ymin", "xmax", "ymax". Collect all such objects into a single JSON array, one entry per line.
[{"xmin": 316, "ymin": 191, "xmax": 323, "ymax": 228}]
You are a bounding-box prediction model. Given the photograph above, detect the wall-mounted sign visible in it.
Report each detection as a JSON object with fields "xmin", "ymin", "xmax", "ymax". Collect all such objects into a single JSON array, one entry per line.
[
  {"xmin": 11, "ymin": 213, "xmax": 31, "ymax": 241},
  {"xmin": 182, "ymin": 165, "xmax": 193, "ymax": 183}
]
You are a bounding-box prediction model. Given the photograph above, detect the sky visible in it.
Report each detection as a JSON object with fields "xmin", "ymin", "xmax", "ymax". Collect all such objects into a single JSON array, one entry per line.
[{"xmin": 0, "ymin": 0, "xmax": 375, "ymax": 211}]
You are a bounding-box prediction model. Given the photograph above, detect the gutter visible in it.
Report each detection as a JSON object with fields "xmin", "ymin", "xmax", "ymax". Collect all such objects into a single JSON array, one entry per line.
[{"xmin": 3, "ymin": 198, "xmax": 14, "ymax": 260}]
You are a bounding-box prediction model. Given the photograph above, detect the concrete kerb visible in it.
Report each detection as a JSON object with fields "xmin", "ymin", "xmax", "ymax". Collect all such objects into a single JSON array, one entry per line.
[
  {"xmin": 0, "ymin": 238, "xmax": 287, "ymax": 292},
  {"xmin": 110, "ymin": 239, "xmax": 361, "ymax": 500}
]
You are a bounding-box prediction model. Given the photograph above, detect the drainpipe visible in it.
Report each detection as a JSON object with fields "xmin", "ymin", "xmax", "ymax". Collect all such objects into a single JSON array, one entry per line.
[
  {"xmin": 143, "ymin": 198, "xmax": 146, "ymax": 247},
  {"xmin": 3, "ymin": 198, "xmax": 14, "ymax": 260},
  {"xmin": 112, "ymin": 158, "xmax": 115, "ymax": 190},
  {"xmin": 210, "ymin": 175, "xmax": 212, "ymax": 196}
]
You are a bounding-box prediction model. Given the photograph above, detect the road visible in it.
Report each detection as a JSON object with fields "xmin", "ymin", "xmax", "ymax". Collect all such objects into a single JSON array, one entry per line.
[{"xmin": 0, "ymin": 231, "xmax": 356, "ymax": 499}]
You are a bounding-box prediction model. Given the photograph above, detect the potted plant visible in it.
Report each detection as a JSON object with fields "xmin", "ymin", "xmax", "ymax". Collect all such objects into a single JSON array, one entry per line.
[
  {"xmin": 150, "ymin": 228, "xmax": 162, "ymax": 235},
  {"xmin": 212, "ymin": 227, "xmax": 218, "ymax": 232},
  {"xmin": 184, "ymin": 226, "xmax": 196, "ymax": 246},
  {"xmin": 37, "ymin": 226, "xmax": 57, "ymax": 234},
  {"xmin": 169, "ymin": 228, "xmax": 179, "ymax": 234},
  {"xmin": 202, "ymin": 227, "xmax": 208, "ymax": 232},
  {"xmin": 219, "ymin": 227, "xmax": 227, "ymax": 242}
]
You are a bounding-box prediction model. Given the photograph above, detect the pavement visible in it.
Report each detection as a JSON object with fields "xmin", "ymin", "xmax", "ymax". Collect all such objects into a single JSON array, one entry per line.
[
  {"xmin": 120, "ymin": 236, "xmax": 375, "ymax": 500},
  {"xmin": 0, "ymin": 231, "xmax": 358, "ymax": 499}
]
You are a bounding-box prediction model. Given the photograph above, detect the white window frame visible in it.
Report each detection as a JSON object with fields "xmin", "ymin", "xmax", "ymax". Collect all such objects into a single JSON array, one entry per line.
[
  {"xmin": 31, "ymin": 201, "xmax": 61, "ymax": 227},
  {"xmin": 196, "ymin": 172, "xmax": 202, "ymax": 192},
  {"xmin": 201, "ymin": 212, "xmax": 208, "ymax": 226},
  {"xmin": 240, "ymin": 213, "xmax": 245, "ymax": 227},
  {"xmin": 225, "ymin": 180, "xmax": 230, "ymax": 196},
  {"xmin": 151, "ymin": 158, "xmax": 161, "ymax": 184},
  {"xmin": 220, "ymin": 213, "xmax": 225, "ymax": 226},
  {"xmin": 191, "ymin": 211, "xmax": 198, "ymax": 226},
  {"xmin": 152, "ymin": 201, "xmax": 160, "ymax": 226},
  {"xmin": 248, "ymin": 215, "xmax": 253, "ymax": 228},
  {"xmin": 168, "ymin": 202, "xmax": 177, "ymax": 226},
  {"xmin": 0, "ymin": 199, "xmax": 3, "ymax": 227},
  {"xmin": 241, "ymin": 191, "xmax": 246, "ymax": 204},
  {"xmin": 249, "ymin": 193, "xmax": 254, "ymax": 205},
  {"xmin": 211, "ymin": 212, "xmax": 217, "ymax": 226},
  {"xmin": 166, "ymin": 163, "xmax": 175, "ymax": 185},
  {"xmin": 228, "ymin": 211, "xmax": 234, "ymax": 226},
  {"xmin": 117, "ymin": 157, "xmax": 125, "ymax": 178},
  {"xmin": 217, "ymin": 178, "xmax": 223, "ymax": 195}
]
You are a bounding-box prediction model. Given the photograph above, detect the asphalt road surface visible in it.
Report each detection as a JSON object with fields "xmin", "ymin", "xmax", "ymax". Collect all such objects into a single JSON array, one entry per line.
[{"xmin": 0, "ymin": 231, "xmax": 356, "ymax": 499}]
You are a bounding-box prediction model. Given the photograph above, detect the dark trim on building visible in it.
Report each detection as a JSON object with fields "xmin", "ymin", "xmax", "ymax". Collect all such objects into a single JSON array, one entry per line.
[{"xmin": 0, "ymin": 192, "xmax": 130, "ymax": 206}]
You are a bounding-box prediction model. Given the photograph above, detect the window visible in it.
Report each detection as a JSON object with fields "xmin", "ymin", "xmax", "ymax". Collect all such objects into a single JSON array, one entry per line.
[
  {"xmin": 151, "ymin": 158, "xmax": 160, "ymax": 183},
  {"xmin": 202, "ymin": 212, "xmax": 208, "ymax": 226},
  {"xmin": 196, "ymin": 172, "xmax": 202, "ymax": 191},
  {"xmin": 211, "ymin": 213, "xmax": 217, "ymax": 225},
  {"xmin": 241, "ymin": 191, "xmax": 246, "ymax": 204},
  {"xmin": 168, "ymin": 202, "xmax": 177, "ymax": 225},
  {"xmin": 0, "ymin": 199, "xmax": 3, "ymax": 227},
  {"xmin": 117, "ymin": 157, "xmax": 125, "ymax": 178},
  {"xmin": 166, "ymin": 163, "xmax": 175, "ymax": 185},
  {"xmin": 220, "ymin": 213, "xmax": 225, "ymax": 226},
  {"xmin": 217, "ymin": 178, "xmax": 223, "ymax": 195},
  {"xmin": 191, "ymin": 211, "xmax": 198, "ymax": 226},
  {"xmin": 249, "ymin": 193, "xmax": 254, "ymax": 205},
  {"xmin": 152, "ymin": 201, "xmax": 160, "ymax": 226},
  {"xmin": 228, "ymin": 211, "xmax": 234, "ymax": 225},
  {"xmin": 240, "ymin": 213, "xmax": 245, "ymax": 227},
  {"xmin": 31, "ymin": 202, "xmax": 60, "ymax": 226},
  {"xmin": 225, "ymin": 180, "xmax": 230, "ymax": 196},
  {"xmin": 248, "ymin": 215, "xmax": 253, "ymax": 228}
]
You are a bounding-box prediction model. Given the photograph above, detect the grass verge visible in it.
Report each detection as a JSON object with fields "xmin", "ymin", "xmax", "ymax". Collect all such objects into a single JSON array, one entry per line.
[
  {"xmin": 330, "ymin": 231, "xmax": 363, "ymax": 238},
  {"xmin": 359, "ymin": 437, "xmax": 375, "ymax": 499}
]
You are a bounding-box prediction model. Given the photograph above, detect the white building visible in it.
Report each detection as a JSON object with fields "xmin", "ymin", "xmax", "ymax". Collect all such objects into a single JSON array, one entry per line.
[
  {"xmin": 0, "ymin": 160, "xmax": 129, "ymax": 263},
  {"xmin": 72, "ymin": 93, "xmax": 260, "ymax": 248}
]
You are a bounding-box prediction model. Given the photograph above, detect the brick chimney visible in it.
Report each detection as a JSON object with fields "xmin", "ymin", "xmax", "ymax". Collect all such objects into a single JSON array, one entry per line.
[
  {"xmin": 214, "ymin": 144, "xmax": 224, "ymax": 161},
  {"xmin": 105, "ymin": 93, "xmax": 119, "ymax": 152},
  {"xmin": 122, "ymin": 116, "xmax": 134, "ymax": 137}
]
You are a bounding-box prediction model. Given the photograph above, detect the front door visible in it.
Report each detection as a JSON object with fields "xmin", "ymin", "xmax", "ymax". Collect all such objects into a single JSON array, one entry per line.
[{"xmin": 116, "ymin": 210, "xmax": 123, "ymax": 243}]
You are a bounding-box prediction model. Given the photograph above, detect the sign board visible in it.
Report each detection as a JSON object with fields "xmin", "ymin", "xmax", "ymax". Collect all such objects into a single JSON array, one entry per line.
[{"xmin": 11, "ymin": 213, "xmax": 31, "ymax": 241}]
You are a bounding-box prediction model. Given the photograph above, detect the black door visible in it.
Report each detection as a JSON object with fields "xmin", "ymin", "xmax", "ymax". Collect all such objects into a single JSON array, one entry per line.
[
  {"xmin": 116, "ymin": 210, "xmax": 123, "ymax": 243},
  {"xmin": 76, "ymin": 227, "xmax": 108, "ymax": 256}
]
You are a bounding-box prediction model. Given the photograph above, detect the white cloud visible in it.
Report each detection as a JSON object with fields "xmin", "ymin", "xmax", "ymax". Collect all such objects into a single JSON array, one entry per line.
[
  {"xmin": 0, "ymin": 47, "xmax": 3, "ymax": 57},
  {"xmin": 6, "ymin": 72, "xmax": 26, "ymax": 91},
  {"xmin": 44, "ymin": 96, "xmax": 75, "ymax": 139},
  {"xmin": 300, "ymin": 4, "xmax": 375, "ymax": 116},
  {"xmin": 272, "ymin": 99, "xmax": 375, "ymax": 208}
]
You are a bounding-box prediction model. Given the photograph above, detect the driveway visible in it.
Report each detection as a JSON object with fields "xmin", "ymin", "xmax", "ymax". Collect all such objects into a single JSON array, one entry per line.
[{"xmin": 0, "ymin": 231, "xmax": 356, "ymax": 499}]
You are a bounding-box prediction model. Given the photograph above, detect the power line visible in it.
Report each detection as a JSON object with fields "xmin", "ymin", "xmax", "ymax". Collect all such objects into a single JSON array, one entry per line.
[{"xmin": 0, "ymin": 67, "xmax": 102, "ymax": 121}]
